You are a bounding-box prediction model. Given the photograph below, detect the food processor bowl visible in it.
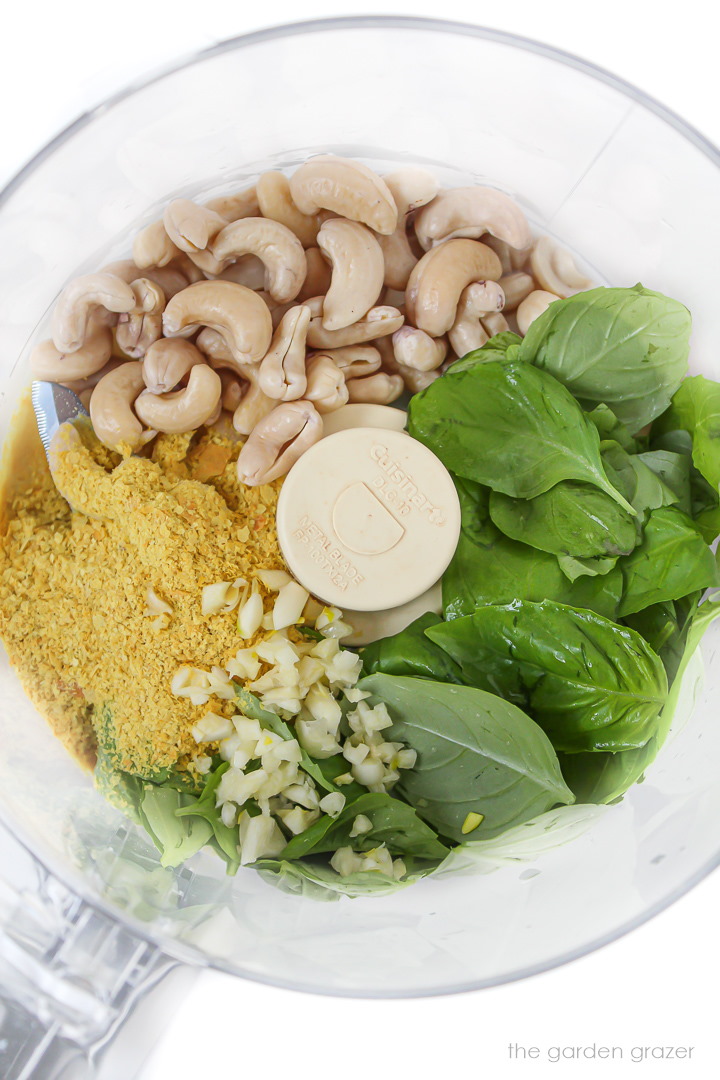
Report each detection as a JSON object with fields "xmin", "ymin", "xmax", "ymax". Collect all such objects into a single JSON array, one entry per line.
[{"xmin": 1, "ymin": 16, "xmax": 719, "ymax": 1077}]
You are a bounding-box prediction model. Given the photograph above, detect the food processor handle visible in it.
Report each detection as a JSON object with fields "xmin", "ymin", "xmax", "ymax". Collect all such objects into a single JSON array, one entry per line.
[{"xmin": 0, "ymin": 817, "xmax": 177, "ymax": 1079}]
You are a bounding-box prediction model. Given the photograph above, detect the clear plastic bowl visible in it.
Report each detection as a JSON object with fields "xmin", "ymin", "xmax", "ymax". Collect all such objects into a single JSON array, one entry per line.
[{"xmin": 1, "ymin": 15, "xmax": 719, "ymax": 1066}]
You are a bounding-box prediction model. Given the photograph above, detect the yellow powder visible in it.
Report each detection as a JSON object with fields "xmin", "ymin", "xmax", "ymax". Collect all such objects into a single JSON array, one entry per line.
[{"xmin": 0, "ymin": 408, "xmax": 285, "ymax": 778}]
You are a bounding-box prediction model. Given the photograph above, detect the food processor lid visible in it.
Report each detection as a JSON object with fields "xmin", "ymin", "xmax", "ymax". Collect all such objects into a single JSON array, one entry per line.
[{"xmin": 276, "ymin": 425, "xmax": 461, "ymax": 611}]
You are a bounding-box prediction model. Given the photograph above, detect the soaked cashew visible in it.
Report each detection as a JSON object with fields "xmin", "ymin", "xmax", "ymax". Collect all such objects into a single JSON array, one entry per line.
[
  {"xmin": 257, "ymin": 171, "xmax": 322, "ymax": 248},
  {"xmin": 90, "ymin": 361, "xmax": 155, "ymax": 452},
  {"xmin": 31, "ymin": 321, "xmax": 113, "ymax": 383},
  {"xmin": 317, "ymin": 218, "xmax": 385, "ymax": 331},
  {"xmin": 142, "ymin": 338, "xmax": 206, "ymax": 394},
  {"xmin": 163, "ymin": 199, "xmax": 228, "ymax": 255},
  {"xmin": 482, "ymin": 312, "xmax": 510, "ymax": 336},
  {"xmin": 346, "ymin": 371, "xmax": 404, "ymax": 404},
  {"xmin": 317, "ymin": 345, "xmax": 382, "ymax": 380},
  {"xmin": 236, "ymin": 400, "xmax": 323, "ymax": 486},
  {"xmin": 304, "ymin": 355, "xmax": 349, "ymax": 414},
  {"xmin": 498, "ymin": 271, "xmax": 535, "ymax": 311},
  {"xmin": 414, "ymin": 186, "xmax": 532, "ymax": 251},
  {"xmin": 374, "ymin": 334, "xmax": 441, "ymax": 394},
  {"xmin": 210, "ymin": 218, "xmax": 307, "ymax": 303},
  {"xmin": 305, "ymin": 297, "xmax": 404, "ymax": 349},
  {"xmin": 258, "ymin": 306, "xmax": 311, "ymax": 401},
  {"xmin": 405, "ymin": 239, "xmax": 503, "ymax": 337},
  {"xmin": 52, "ymin": 273, "xmax": 137, "ymax": 353},
  {"xmin": 516, "ymin": 290, "xmax": 561, "ymax": 335},
  {"xmin": 195, "ymin": 327, "xmax": 234, "ymax": 365},
  {"xmin": 392, "ymin": 326, "xmax": 448, "ymax": 372},
  {"xmin": 378, "ymin": 168, "xmax": 440, "ymax": 290},
  {"xmin": 135, "ymin": 364, "xmax": 222, "ymax": 434},
  {"xmin": 448, "ymin": 280, "xmax": 505, "ymax": 358},
  {"xmin": 58, "ymin": 358, "xmax": 125, "ymax": 395},
  {"xmin": 133, "ymin": 221, "xmax": 182, "ymax": 269},
  {"xmin": 290, "ymin": 155, "xmax": 398, "ymax": 235},
  {"xmin": 115, "ymin": 278, "xmax": 165, "ymax": 359},
  {"xmin": 229, "ymin": 364, "xmax": 277, "ymax": 436},
  {"xmin": 163, "ymin": 281, "xmax": 272, "ymax": 366},
  {"xmin": 297, "ymin": 247, "xmax": 333, "ymax": 302},
  {"xmin": 219, "ymin": 370, "xmax": 245, "ymax": 412},
  {"xmin": 216, "ymin": 255, "xmax": 267, "ymax": 290},
  {"xmin": 205, "ymin": 186, "xmax": 260, "ymax": 221},
  {"xmin": 530, "ymin": 236, "xmax": 593, "ymax": 298},
  {"xmin": 484, "ymin": 235, "xmax": 531, "ymax": 274}
]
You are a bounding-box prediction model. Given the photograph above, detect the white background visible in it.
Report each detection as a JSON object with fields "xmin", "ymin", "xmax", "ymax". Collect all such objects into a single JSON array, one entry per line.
[{"xmin": 2, "ymin": 2, "xmax": 718, "ymax": 1078}]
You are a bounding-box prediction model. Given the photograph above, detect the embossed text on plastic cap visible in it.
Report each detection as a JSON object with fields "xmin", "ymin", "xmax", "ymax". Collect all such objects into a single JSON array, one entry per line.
[{"xmin": 276, "ymin": 427, "xmax": 461, "ymax": 612}]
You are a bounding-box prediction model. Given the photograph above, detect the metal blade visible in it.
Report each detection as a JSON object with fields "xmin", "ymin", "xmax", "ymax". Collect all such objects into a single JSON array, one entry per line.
[{"xmin": 31, "ymin": 381, "xmax": 90, "ymax": 458}]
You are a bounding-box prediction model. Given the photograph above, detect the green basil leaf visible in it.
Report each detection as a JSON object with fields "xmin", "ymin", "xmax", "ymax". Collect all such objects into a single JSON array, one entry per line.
[
  {"xmin": 407, "ymin": 360, "xmax": 635, "ymax": 514},
  {"xmin": 651, "ymin": 427, "xmax": 720, "ymax": 543},
  {"xmin": 518, "ymin": 284, "xmax": 691, "ymax": 432},
  {"xmin": 443, "ymin": 331, "xmax": 522, "ymax": 374},
  {"xmin": 139, "ymin": 786, "xmax": 213, "ymax": 869},
  {"xmin": 556, "ymin": 553, "xmax": 619, "ymax": 582},
  {"xmin": 586, "ymin": 403, "xmax": 640, "ymax": 452},
  {"xmin": 255, "ymin": 857, "xmax": 436, "ymax": 899},
  {"xmin": 654, "ymin": 375, "xmax": 720, "ymax": 492},
  {"xmin": 359, "ymin": 673, "xmax": 574, "ymax": 843},
  {"xmin": 279, "ymin": 792, "xmax": 450, "ymax": 862},
  {"xmin": 360, "ymin": 611, "xmax": 465, "ymax": 683},
  {"xmin": 488, "ymin": 481, "xmax": 637, "ymax": 560},
  {"xmin": 426, "ymin": 599, "xmax": 667, "ymax": 753},
  {"xmin": 600, "ymin": 440, "xmax": 678, "ymax": 518},
  {"xmin": 617, "ymin": 507, "xmax": 718, "ymax": 617}
]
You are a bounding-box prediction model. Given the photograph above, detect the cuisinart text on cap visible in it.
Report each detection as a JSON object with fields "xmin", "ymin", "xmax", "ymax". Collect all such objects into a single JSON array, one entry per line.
[{"xmin": 276, "ymin": 426, "xmax": 461, "ymax": 612}]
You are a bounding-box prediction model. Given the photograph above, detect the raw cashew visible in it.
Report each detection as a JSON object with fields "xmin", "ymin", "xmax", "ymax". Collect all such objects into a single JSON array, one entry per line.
[
  {"xmin": 346, "ymin": 372, "xmax": 404, "ymax": 404},
  {"xmin": 304, "ymin": 355, "xmax": 349, "ymax": 414},
  {"xmin": 115, "ymin": 278, "xmax": 165, "ymax": 359},
  {"xmin": 258, "ymin": 306, "xmax": 311, "ymax": 401},
  {"xmin": 305, "ymin": 297, "xmax": 404, "ymax": 348},
  {"xmin": 378, "ymin": 168, "xmax": 440, "ymax": 290},
  {"xmin": 236, "ymin": 400, "xmax": 323, "ymax": 486},
  {"xmin": 318, "ymin": 218, "xmax": 385, "ymax": 330},
  {"xmin": 142, "ymin": 338, "xmax": 206, "ymax": 394},
  {"xmin": 297, "ymin": 247, "xmax": 333, "ymax": 301},
  {"xmin": 405, "ymin": 240, "xmax": 503, "ymax": 336},
  {"xmin": 317, "ymin": 345, "xmax": 382, "ymax": 380},
  {"xmin": 484, "ymin": 235, "xmax": 530, "ymax": 274},
  {"xmin": 210, "ymin": 218, "xmax": 307, "ymax": 303},
  {"xmin": 90, "ymin": 361, "xmax": 155, "ymax": 452},
  {"xmin": 163, "ymin": 281, "xmax": 272, "ymax": 365},
  {"xmin": 163, "ymin": 199, "xmax": 228, "ymax": 255},
  {"xmin": 482, "ymin": 312, "xmax": 509, "ymax": 336},
  {"xmin": 216, "ymin": 255, "xmax": 267, "ymax": 290},
  {"xmin": 257, "ymin": 171, "xmax": 322, "ymax": 247},
  {"xmin": 133, "ymin": 221, "xmax": 182, "ymax": 269},
  {"xmin": 530, "ymin": 236, "xmax": 593, "ymax": 298},
  {"xmin": 205, "ymin": 186, "xmax": 260, "ymax": 221},
  {"xmin": 59, "ymin": 359, "xmax": 125, "ymax": 395},
  {"xmin": 392, "ymin": 326, "xmax": 448, "ymax": 372},
  {"xmin": 135, "ymin": 364, "xmax": 222, "ymax": 434},
  {"xmin": 448, "ymin": 280, "xmax": 505, "ymax": 358},
  {"xmin": 414, "ymin": 186, "xmax": 532, "ymax": 251},
  {"xmin": 374, "ymin": 334, "xmax": 441, "ymax": 394},
  {"xmin": 219, "ymin": 370, "xmax": 245, "ymax": 412},
  {"xmin": 289, "ymin": 155, "xmax": 398, "ymax": 235},
  {"xmin": 516, "ymin": 290, "xmax": 561, "ymax": 335},
  {"xmin": 498, "ymin": 271, "xmax": 535, "ymax": 311},
  {"xmin": 230, "ymin": 365, "xmax": 277, "ymax": 436},
  {"xmin": 52, "ymin": 273, "xmax": 137, "ymax": 353},
  {"xmin": 31, "ymin": 321, "xmax": 113, "ymax": 382},
  {"xmin": 195, "ymin": 327, "xmax": 234, "ymax": 365}
]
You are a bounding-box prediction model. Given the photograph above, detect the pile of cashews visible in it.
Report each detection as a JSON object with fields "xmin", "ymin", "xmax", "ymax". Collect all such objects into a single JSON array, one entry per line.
[{"xmin": 31, "ymin": 155, "xmax": 593, "ymax": 486}]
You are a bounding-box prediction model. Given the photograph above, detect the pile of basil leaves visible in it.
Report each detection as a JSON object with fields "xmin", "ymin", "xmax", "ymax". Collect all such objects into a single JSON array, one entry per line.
[{"xmin": 101, "ymin": 285, "xmax": 720, "ymax": 901}]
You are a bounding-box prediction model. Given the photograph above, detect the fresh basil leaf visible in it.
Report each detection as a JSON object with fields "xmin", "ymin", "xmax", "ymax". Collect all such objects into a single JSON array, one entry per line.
[
  {"xmin": 255, "ymin": 857, "xmax": 435, "ymax": 899},
  {"xmin": 360, "ymin": 611, "xmax": 464, "ymax": 683},
  {"xmin": 407, "ymin": 360, "xmax": 635, "ymax": 514},
  {"xmin": 586, "ymin": 403, "xmax": 640, "ymax": 452},
  {"xmin": 518, "ymin": 284, "xmax": 691, "ymax": 432},
  {"xmin": 235, "ymin": 687, "xmax": 338, "ymax": 793},
  {"xmin": 601, "ymin": 440, "xmax": 677, "ymax": 518},
  {"xmin": 556, "ymin": 553, "xmax": 618, "ymax": 581},
  {"xmin": 488, "ymin": 481, "xmax": 637, "ymax": 560},
  {"xmin": 175, "ymin": 762, "xmax": 241, "ymax": 873},
  {"xmin": 654, "ymin": 375, "xmax": 720, "ymax": 492},
  {"xmin": 635, "ymin": 450, "xmax": 692, "ymax": 513},
  {"xmin": 139, "ymin": 786, "xmax": 213, "ymax": 869},
  {"xmin": 427, "ymin": 599, "xmax": 667, "ymax": 753},
  {"xmin": 617, "ymin": 507, "xmax": 718, "ymax": 617},
  {"xmin": 443, "ymin": 331, "xmax": 522, "ymax": 374},
  {"xmin": 561, "ymin": 597, "xmax": 720, "ymax": 803},
  {"xmin": 359, "ymin": 673, "xmax": 574, "ymax": 843},
  {"xmin": 280, "ymin": 792, "xmax": 450, "ymax": 862},
  {"xmin": 442, "ymin": 477, "xmax": 622, "ymax": 620},
  {"xmin": 651, "ymin": 427, "xmax": 720, "ymax": 543}
]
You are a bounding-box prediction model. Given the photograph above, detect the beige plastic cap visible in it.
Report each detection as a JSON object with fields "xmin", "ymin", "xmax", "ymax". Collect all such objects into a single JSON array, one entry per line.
[
  {"xmin": 322, "ymin": 402, "xmax": 407, "ymax": 438},
  {"xmin": 276, "ymin": 426, "xmax": 461, "ymax": 611},
  {"xmin": 341, "ymin": 580, "xmax": 443, "ymax": 646}
]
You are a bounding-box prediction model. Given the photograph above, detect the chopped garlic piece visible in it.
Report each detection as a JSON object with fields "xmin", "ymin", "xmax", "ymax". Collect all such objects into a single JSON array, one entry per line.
[
  {"xmin": 333, "ymin": 772, "xmax": 355, "ymax": 786},
  {"xmin": 192, "ymin": 754, "xmax": 213, "ymax": 775},
  {"xmin": 273, "ymin": 581, "xmax": 310, "ymax": 630},
  {"xmin": 144, "ymin": 587, "xmax": 173, "ymax": 617},
  {"xmin": 259, "ymin": 687, "xmax": 304, "ymax": 715},
  {"xmin": 256, "ymin": 569, "xmax": 292, "ymax": 591},
  {"xmin": 323, "ymin": 648, "xmax": 363, "ymax": 688},
  {"xmin": 319, "ymin": 792, "xmax": 346, "ymax": 817},
  {"xmin": 191, "ymin": 711, "xmax": 235, "ymax": 743},
  {"xmin": 149, "ymin": 613, "xmax": 170, "ymax": 632},
  {"xmin": 351, "ymin": 757, "xmax": 386, "ymax": 787},
  {"xmin": 296, "ymin": 655, "xmax": 326, "ymax": 690},
  {"xmin": 277, "ymin": 806, "xmax": 321, "ymax": 835},
  {"xmin": 461, "ymin": 812, "xmax": 485, "ymax": 835},
  {"xmin": 305, "ymin": 683, "xmax": 342, "ymax": 729},
  {"xmin": 226, "ymin": 647, "xmax": 261, "ymax": 681},
  {"xmin": 237, "ymin": 590, "xmax": 264, "ymax": 638},
  {"xmin": 238, "ymin": 811, "xmax": 285, "ymax": 865},
  {"xmin": 350, "ymin": 814, "xmax": 373, "ymax": 837},
  {"xmin": 395, "ymin": 748, "xmax": 417, "ymax": 770},
  {"xmin": 217, "ymin": 766, "xmax": 268, "ymax": 806},
  {"xmin": 261, "ymin": 612, "xmax": 274, "ymax": 630},
  {"xmin": 221, "ymin": 802, "xmax": 237, "ymax": 828},
  {"xmin": 255, "ymin": 760, "xmax": 301, "ymax": 800},
  {"xmin": 296, "ymin": 716, "xmax": 342, "ymax": 759},
  {"xmin": 342, "ymin": 741, "xmax": 369, "ymax": 766},
  {"xmin": 171, "ymin": 665, "xmax": 213, "ymax": 706},
  {"xmin": 254, "ymin": 635, "xmax": 300, "ymax": 667},
  {"xmin": 201, "ymin": 578, "xmax": 246, "ymax": 616},
  {"xmin": 283, "ymin": 781, "xmax": 320, "ymax": 810},
  {"xmin": 233, "ymin": 716, "xmax": 263, "ymax": 743},
  {"xmin": 315, "ymin": 605, "xmax": 353, "ymax": 639},
  {"xmin": 392, "ymin": 859, "xmax": 407, "ymax": 881},
  {"xmin": 344, "ymin": 688, "xmax": 371, "ymax": 703}
]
